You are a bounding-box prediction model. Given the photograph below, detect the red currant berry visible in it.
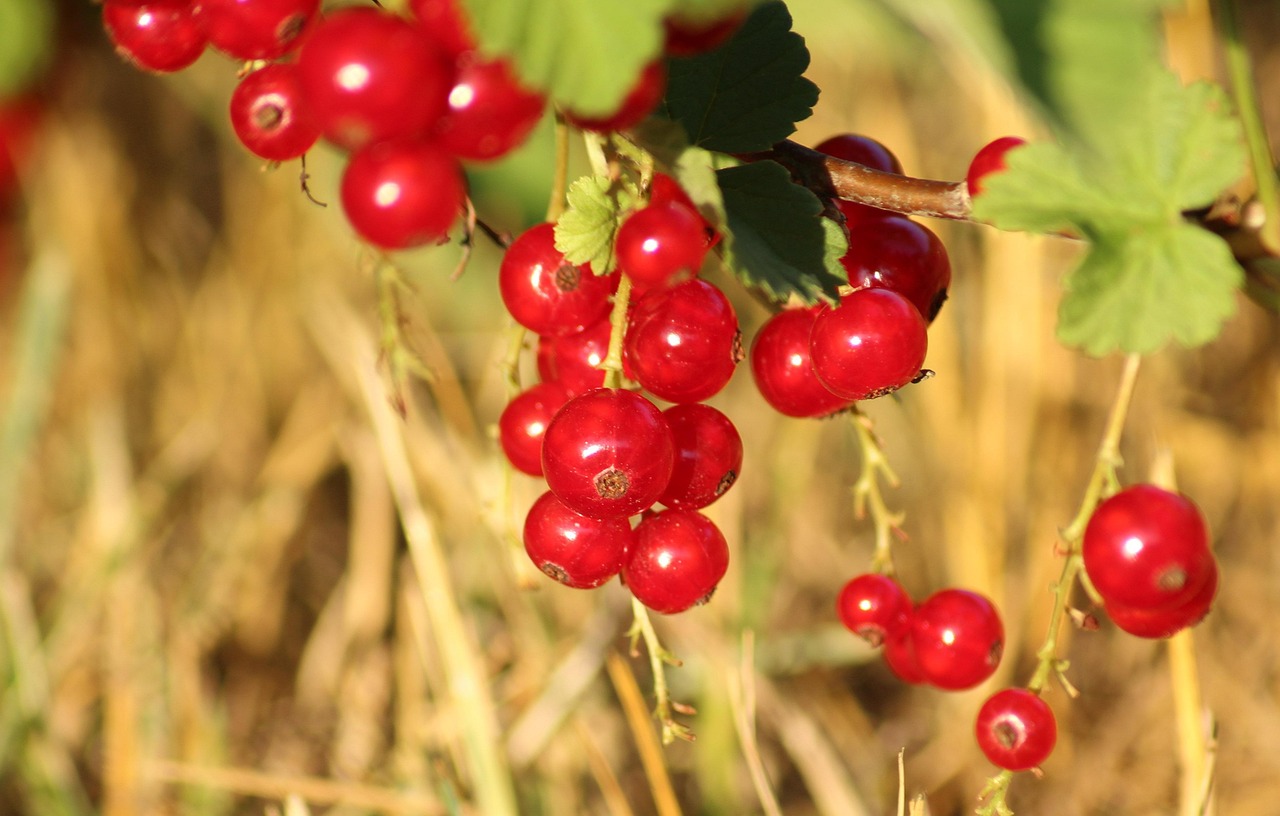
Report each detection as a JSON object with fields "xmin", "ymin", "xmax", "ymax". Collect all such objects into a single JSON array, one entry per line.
[
  {"xmin": 435, "ymin": 56, "xmax": 546, "ymax": 162},
  {"xmin": 659, "ymin": 403, "xmax": 743, "ymax": 511},
  {"xmin": 809, "ymin": 288, "xmax": 928, "ymax": 401},
  {"xmin": 1082, "ymin": 484, "xmax": 1214, "ymax": 612},
  {"xmin": 523, "ymin": 490, "xmax": 631, "ymax": 589},
  {"xmin": 498, "ymin": 382, "xmax": 570, "ymax": 477},
  {"xmin": 536, "ymin": 318, "xmax": 613, "ymax": 397},
  {"xmin": 564, "ymin": 61, "xmax": 666, "ymax": 133},
  {"xmin": 623, "ymin": 509, "xmax": 730, "ymax": 613},
  {"xmin": 541, "ymin": 388, "xmax": 675, "ymax": 519},
  {"xmin": 624, "ymin": 278, "xmax": 740, "ymax": 404},
  {"xmin": 749, "ymin": 306, "xmax": 853, "ymax": 418},
  {"xmin": 199, "ymin": 0, "xmax": 319, "ymax": 61},
  {"xmin": 911, "ymin": 588, "xmax": 1004, "ymax": 691},
  {"xmin": 408, "ymin": 0, "xmax": 476, "ymax": 58},
  {"xmin": 499, "ymin": 223, "xmax": 616, "ymax": 337},
  {"xmin": 340, "ymin": 140, "xmax": 465, "ymax": 249},
  {"xmin": 1105, "ymin": 561, "xmax": 1218, "ymax": 638},
  {"xmin": 615, "ymin": 202, "xmax": 710, "ymax": 289},
  {"xmin": 296, "ymin": 8, "xmax": 454, "ymax": 150},
  {"xmin": 102, "ymin": 0, "xmax": 207, "ymax": 73},
  {"xmin": 650, "ymin": 173, "xmax": 719, "ymax": 249},
  {"xmin": 815, "ymin": 134, "xmax": 903, "ymax": 228},
  {"xmin": 836, "ymin": 573, "xmax": 911, "ymax": 647},
  {"xmin": 663, "ymin": 10, "xmax": 745, "ymax": 56},
  {"xmin": 883, "ymin": 626, "xmax": 926, "ymax": 684},
  {"xmin": 975, "ymin": 689, "xmax": 1058, "ymax": 771},
  {"xmin": 842, "ymin": 216, "xmax": 951, "ymax": 323},
  {"xmin": 229, "ymin": 62, "xmax": 321, "ymax": 162},
  {"xmin": 966, "ymin": 136, "xmax": 1026, "ymax": 198}
]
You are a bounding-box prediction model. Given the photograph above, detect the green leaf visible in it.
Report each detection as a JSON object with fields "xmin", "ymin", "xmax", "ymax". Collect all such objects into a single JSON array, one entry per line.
[
  {"xmin": 659, "ymin": 1, "xmax": 819, "ymax": 153},
  {"xmin": 630, "ymin": 119, "xmax": 726, "ymax": 231},
  {"xmin": 717, "ymin": 161, "xmax": 847, "ymax": 304},
  {"xmin": 460, "ymin": 0, "xmax": 673, "ymax": 116},
  {"xmin": 1057, "ymin": 225, "xmax": 1241, "ymax": 355},
  {"xmin": 554, "ymin": 176, "xmax": 634, "ymax": 274}
]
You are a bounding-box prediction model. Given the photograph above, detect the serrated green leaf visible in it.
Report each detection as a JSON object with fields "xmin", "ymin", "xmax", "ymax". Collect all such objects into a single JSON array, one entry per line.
[
  {"xmin": 630, "ymin": 119, "xmax": 726, "ymax": 231},
  {"xmin": 717, "ymin": 161, "xmax": 847, "ymax": 304},
  {"xmin": 554, "ymin": 176, "xmax": 633, "ymax": 274},
  {"xmin": 659, "ymin": 1, "xmax": 818, "ymax": 153},
  {"xmin": 1057, "ymin": 225, "xmax": 1240, "ymax": 355},
  {"xmin": 460, "ymin": 0, "xmax": 673, "ymax": 116}
]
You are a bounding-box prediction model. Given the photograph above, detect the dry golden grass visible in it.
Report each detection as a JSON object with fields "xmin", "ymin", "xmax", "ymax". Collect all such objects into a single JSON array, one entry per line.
[{"xmin": 1, "ymin": 4, "xmax": 1278, "ymax": 815}]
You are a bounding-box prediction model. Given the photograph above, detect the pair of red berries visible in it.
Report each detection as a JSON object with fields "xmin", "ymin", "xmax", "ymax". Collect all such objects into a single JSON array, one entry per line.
[{"xmin": 1082, "ymin": 484, "xmax": 1219, "ymax": 638}]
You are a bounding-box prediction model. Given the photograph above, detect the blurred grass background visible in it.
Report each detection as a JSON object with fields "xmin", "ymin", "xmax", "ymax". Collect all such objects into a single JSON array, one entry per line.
[{"xmin": 0, "ymin": 1, "xmax": 1279, "ymax": 814}]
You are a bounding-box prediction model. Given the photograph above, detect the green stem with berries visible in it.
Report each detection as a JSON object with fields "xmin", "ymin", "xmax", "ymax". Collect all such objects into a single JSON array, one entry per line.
[{"xmin": 849, "ymin": 410, "xmax": 905, "ymax": 575}]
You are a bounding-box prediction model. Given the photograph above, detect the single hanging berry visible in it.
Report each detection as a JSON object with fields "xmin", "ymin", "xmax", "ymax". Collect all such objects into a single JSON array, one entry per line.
[
  {"xmin": 229, "ymin": 62, "xmax": 321, "ymax": 162},
  {"xmin": 615, "ymin": 201, "xmax": 710, "ymax": 289},
  {"xmin": 498, "ymin": 382, "xmax": 571, "ymax": 477},
  {"xmin": 910, "ymin": 588, "xmax": 1004, "ymax": 690},
  {"xmin": 541, "ymin": 388, "xmax": 675, "ymax": 519},
  {"xmin": 434, "ymin": 55, "xmax": 546, "ymax": 162},
  {"xmin": 523, "ymin": 490, "xmax": 632, "ymax": 589},
  {"xmin": 102, "ymin": 0, "xmax": 208, "ymax": 73},
  {"xmin": 842, "ymin": 216, "xmax": 951, "ymax": 323},
  {"xmin": 499, "ymin": 223, "xmax": 616, "ymax": 337},
  {"xmin": 340, "ymin": 140, "xmax": 465, "ymax": 249},
  {"xmin": 659, "ymin": 403, "xmax": 743, "ymax": 511},
  {"xmin": 623, "ymin": 508, "xmax": 730, "ymax": 614},
  {"xmin": 623, "ymin": 278, "xmax": 740, "ymax": 404},
  {"xmin": 974, "ymin": 688, "xmax": 1058, "ymax": 771},
  {"xmin": 809, "ymin": 288, "xmax": 928, "ymax": 401},
  {"xmin": 836, "ymin": 573, "xmax": 912, "ymax": 647}
]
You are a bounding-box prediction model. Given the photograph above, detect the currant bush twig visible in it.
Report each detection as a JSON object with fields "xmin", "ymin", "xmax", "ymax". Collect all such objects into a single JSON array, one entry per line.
[
  {"xmin": 627, "ymin": 597, "xmax": 695, "ymax": 743},
  {"xmin": 977, "ymin": 354, "xmax": 1142, "ymax": 816},
  {"xmin": 849, "ymin": 410, "xmax": 906, "ymax": 575},
  {"xmin": 1215, "ymin": 0, "xmax": 1280, "ymax": 254}
]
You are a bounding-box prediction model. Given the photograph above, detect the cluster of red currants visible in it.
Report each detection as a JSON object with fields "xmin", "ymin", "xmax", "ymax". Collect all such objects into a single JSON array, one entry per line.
[{"xmin": 498, "ymin": 178, "xmax": 742, "ymax": 614}]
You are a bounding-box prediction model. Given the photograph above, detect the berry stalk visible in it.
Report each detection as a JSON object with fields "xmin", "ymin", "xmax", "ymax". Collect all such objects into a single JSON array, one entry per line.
[
  {"xmin": 850, "ymin": 410, "xmax": 905, "ymax": 574},
  {"xmin": 628, "ymin": 597, "xmax": 694, "ymax": 743}
]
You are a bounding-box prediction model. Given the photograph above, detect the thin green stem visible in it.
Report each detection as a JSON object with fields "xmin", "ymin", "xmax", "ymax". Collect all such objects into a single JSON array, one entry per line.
[
  {"xmin": 546, "ymin": 115, "xmax": 572, "ymax": 223},
  {"xmin": 1215, "ymin": 0, "xmax": 1280, "ymax": 253},
  {"xmin": 628, "ymin": 598, "xmax": 693, "ymax": 744},
  {"xmin": 849, "ymin": 410, "xmax": 904, "ymax": 574},
  {"xmin": 977, "ymin": 354, "xmax": 1142, "ymax": 814},
  {"xmin": 601, "ymin": 275, "xmax": 633, "ymax": 390}
]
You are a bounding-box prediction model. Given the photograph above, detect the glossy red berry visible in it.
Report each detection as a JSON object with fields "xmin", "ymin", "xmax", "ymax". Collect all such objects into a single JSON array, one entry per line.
[
  {"xmin": 541, "ymin": 388, "xmax": 675, "ymax": 519},
  {"xmin": 650, "ymin": 173, "xmax": 719, "ymax": 248},
  {"xmin": 340, "ymin": 140, "xmax": 465, "ymax": 249},
  {"xmin": 102, "ymin": 0, "xmax": 207, "ymax": 73},
  {"xmin": 663, "ymin": 10, "xmax": 745, "ymax": 56},
  {"xmin": 815, "ymin": 134, "xmax": 903, "ymax": 228},
  {"xmin": 498, "ymin": 382, "xmax": 570, "ymax": 477},
  {"xmin": 624, "ymin": 278, "xmax": 740, "ymax": 404},
  {"xmin": 435, "ymin": 56, "xmax": 546, "ymax": 162},
  {"xmin": 500, "ymin": 223, "xmax": 616, "ymax": 337},
  {"xmin": 836, "ymin": 574, "xmax": 911, "ymax": 647},
  {"xmin": 749, "ymin": 307, "xmax": 854, "ymax": 418},
  {"xmin": 809, "ymin": 288, "xmax": 928, "ymax": 401},
  {"xmin": 296, "ymin": 8, "xmax": 454, "ymax": 150},
  {"xmin": 883, "ymin": 626, "xmax": 926, "ymax": 684},
  {"xmin": 659, "ymin": 404, "xmax": 743, "ymax": 511},
  {"xmin": 199, "ymin": 0, "xmax": 319, "ymax": 61},
  {"xmin": 523, "ymin": 491, "xmax": 631, "ymax": 589},
  {"xmin": 911, "ymin": 589, "xmax": 1004, "ymax": 691},
  {"xmin": 615, "ymin": 202, "xmax": 710, "ymax": 289},
  {"xmin": 623, "ymin": 509, "xmax": 730, "ymax": 613},
  {"xmin": 536, "ymin": 318, "xmax": 614, "ymax": 397},
  {"xmin": 975, "ymin": 689, "xmax": 1057, "ymax": 771},
  {"xmin": 1082, "ymin": 484, "xmax": 1214, "ymax": 613},
  {"xmin": 564, "ymin": 61, "xmax": 666, "ymax": 133},
  {"xmin": 408, "ymin": 0, "xmax": 476, "ymax": 58},
  {"xmin": 966, "ymin": 136, "xmax": 1026, "ymax": 198},
  {"xmin": 1105, "ymin": 562, "xmax": 1219, "ymax": 638},
  {"xmin": 229, "ymin": 62, "xmax": 321, "ymax": 161},
  {"xmin": 842, "ymin": 216, "xmax": 951, "ymax": 322}
]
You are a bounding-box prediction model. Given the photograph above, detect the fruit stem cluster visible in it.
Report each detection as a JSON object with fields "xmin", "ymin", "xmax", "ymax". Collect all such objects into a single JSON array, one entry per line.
[
  {"xmin": 850, "ymin": 411, "xmax": 905, "ymax": 574},
  {"xmin": 977, "ymin": 354, "xmax": 1142, "ymax": 815},
  {"xmin": 628, "ymin": 598, "xmax": 694, "ymax": 743}
]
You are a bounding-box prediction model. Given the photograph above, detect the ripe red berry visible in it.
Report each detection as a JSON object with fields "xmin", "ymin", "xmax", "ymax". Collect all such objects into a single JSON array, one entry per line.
[
  {"xmin": 649, "ymin": 173, "xmax": 719, "ymax": 249},
  {"xmin": 623, "ymin": 278, "xmax": 741, "ymax": 404},
  {"xmin": 842, "ymin": 216, "xmax": 951, "ymax": 323},
  {"xmin": 966, "ymin": 136, "xmax": 1026, "ymax": 198},
  {"xmin": 498, "ymin": 382, "xmax": 570, "ymax": 477},
  {"xmin": 408, "ymin": 0, "xmax": 476, "ymax": 58},
  {"xmin": 1105, "ymin": 562, "xmax": 1219, "ymax": 638},
  {"xmin": 541, "ymin": 388, "xmax": 675, "ymax": 519},
  {"xmin": 749, "ymin": 307, "xmax": 854, "ymax": 418},
  {"xmin": 536, "ymin": 318, "xmax": 614, "ymax": 397},
  {"xmin": 102, "ymin": 0, "xmax": 207, "ymax": 73},
  {"xmin": 659, "ymin": 403, "xmax": 743, "ymax": 511},
  {"xmin": 615, "ymin": 202, "xmax": 710, "ymax": 289},
  {"xmin": 911, "ymin": 589, "xmax": 1004, "ymax": 691},
  {"xmin": 836, "ymin": 573, "xmax": 911, "ymax": 647},
  {"xmin": 523, "ymin": 490, "xmax": 632, "ymax": 589},
  {"xmin": 564, "ymin": 61, "xmax": 666, "ymax": 133},
  {"xmin": 975, "ymin": 689, "xmax": 1058, "ymax": 771},
  {"xmin": 623, "ymin": 509, "xmax": 730, "ymax": 613},
  {"xmin": 499, "ymin": 223, "xmax": 616, "ymax": 337},
  {"xmin": 435, "ymin": 56, "xmax": 546, "ymax": 162},
  {"xmin": 809, "ymin": 288, "xmax": 928, "ymax": 401},
  {"xmin": 340, "ymin": 140, "xmax": 465, "ymax": 249},
  {"xmin": 229, "ymin": 62, "xmax": 321, "ymax": 162},
  {"xmin": 296, "ymin": 8, "xmax": 454, "ymax": 150},
  {"xmin": 814, "ymin": 134, "xmax": 903, "ymax": 228},
  {"xmin": 200, "ymin": 0, "xmax": 319, "ymax": 61},
  {"xmin": 663, "ymin": 10, "xmax": 745, "ymax": 56},
  {"xmin": 1082, "ymin": 484, "xmax": 1215, "ymax": 613},
  {"xmin": 883, "ymin": 626, "xmax": 926, "ymax": 684}
]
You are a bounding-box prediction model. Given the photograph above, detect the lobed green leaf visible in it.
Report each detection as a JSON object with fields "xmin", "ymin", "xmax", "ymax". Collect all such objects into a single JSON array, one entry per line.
[{"xmin": 554, "ymin": 176, "xmax": 635, "ymax": 275}]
